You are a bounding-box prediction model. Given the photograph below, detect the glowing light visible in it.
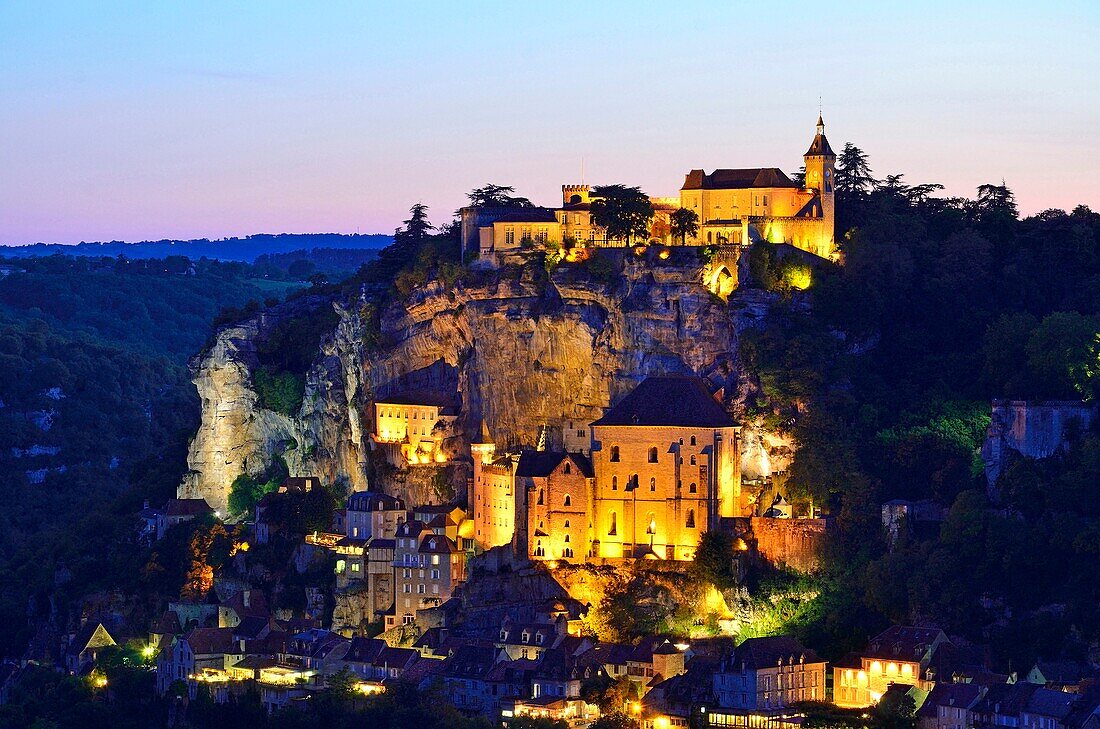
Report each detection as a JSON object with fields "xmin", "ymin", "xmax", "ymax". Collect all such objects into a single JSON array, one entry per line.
[
  {"xmin": 142, "ymin": 644, "xmax": 156, "ymax": 658},
  {"xmin": 656, "ymin": 717, "xmax": 670, "ymax": 729},
  {"xmin": 631, "ymin": 702, "xmax": 642, "ymax": 714},
  {"xmin": 784, "ymin": 264, "xmax": 812, "ymax": 290}
]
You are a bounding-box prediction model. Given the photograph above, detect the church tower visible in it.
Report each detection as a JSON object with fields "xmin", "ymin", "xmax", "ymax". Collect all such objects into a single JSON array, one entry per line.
[{"xmin": 804, "ymin": 115, "xmax": 837, "ymax": 256}]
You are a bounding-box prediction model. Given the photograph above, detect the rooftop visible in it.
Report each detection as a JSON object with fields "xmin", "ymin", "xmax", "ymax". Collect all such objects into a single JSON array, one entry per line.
[
  {"xmin": 682, "ymin": 167, "xmax": 800, "ymax": 191},
  {"xmin": 592, "ymin": 376, "xmax": 736, "ymax": 428}
]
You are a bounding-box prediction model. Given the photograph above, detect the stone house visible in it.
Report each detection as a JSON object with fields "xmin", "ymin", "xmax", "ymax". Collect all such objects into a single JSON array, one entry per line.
[
  {"xmin": 833, "ymin": 626, "xmax": 948, "ymax": 708},
  {"xmin": 713, "ymin": 635, "xmax": 825, "ymax": 711},
  {"xmin": 589, "ymin": 376, "xmax": 742, "ymax": 561},
  {"xmin": 64, "ymin": 622, "xmax": 116, "ymax": 675},
  {"xmin": 515, "ymin": 450, "xmax": 593, "ymax": 562},
  {"xmin": 917, "ymin": 682, "xmax": 984, "ymax": 729}
]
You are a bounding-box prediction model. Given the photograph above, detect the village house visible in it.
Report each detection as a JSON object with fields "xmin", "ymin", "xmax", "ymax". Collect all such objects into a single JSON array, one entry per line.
[
  {"xmin": 515, "ymin": 450, "xmax": 594, "ymax": 562},
  {"xmin": 389, "ymin": 519, "xmax": 468, "ymax": 629},
  {"xmin": 833, "ymin": 626, "xmax": 948, "ymax": 708},
  {"xmin": 64, "ymin": 621, "xmax": 117, "ymax": 675},
  {"xmin": 254, "ymin": 477, "xmax": 320, "ymax": 545},
  {"xmin": 712, "ymin": 635, "xmax": 826, "ymax": 711},
  {"xmin": 918, "ymin": 683, "xmax": 986, "ymax": 729},
  {"xmin": 158, "ymin": 498, "xmax": 214, "ymax": 539},
  {"xmin": 156, "ymin": 627, "xmax": 242, "ymax": 694}
]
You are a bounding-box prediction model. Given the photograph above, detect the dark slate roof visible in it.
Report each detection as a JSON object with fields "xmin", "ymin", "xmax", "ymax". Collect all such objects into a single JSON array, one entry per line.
[
  {"xmin": 491, "ymin": 208, "xmax": 559, "ymax": 224},
  {"xmin": 1025, "ymin": 687, "xmax": 1077, "ymax": 720},
  {"xmin": 516, "ymin": 451, "xmax": 594, "ymax": 478},
  {"xmin": 344, "ymin": 637, "xmax": 387, "ymax": 663},
  {"xmin": 727, "ymin": 636, "xmax": 822, "ymax": 670},
  {"xmin": 682, "ymin": 167, "xmax": 800, "ymax": 191},
  {"xmin": 974, "ymin": 682, "xmax": 1040, "ymax": 717},
  {"xmin": 917, "ymin": 682, "xmax": 983, "ymax": 718},
  {"xmin": 419, "ymin": 534, "xmax": 459, "ymax": 554},
  {"xmin": 805, "ymin": 129, "xmax": 836, "ymax": 157},
  {"xmin": 154, "ymin": 611, "xmax": 182, "ymax": 635},
  {"xmin": 864, "ymin": 626, "xmax": 945, "ymax": 661},
  {"xmin": 164, "ymin": 499, "xmax": 213, "ymax": 518},
  {"xmin": 1032, "ymin": 659, "xmax": 1096, "ymax": 684},
  {"xmin": 347, "ymin": 490, "xmax": 405, "ymax": 512},
  {"xmin": 592, "ymin": 376, "xmax": 736, "ymax": 428},
  {"xmin": 185, "ymin": 627, "xmax": 237, "ymax": 656}
]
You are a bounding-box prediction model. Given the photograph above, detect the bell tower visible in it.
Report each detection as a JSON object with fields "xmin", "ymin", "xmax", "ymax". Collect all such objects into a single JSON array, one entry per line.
[{"xmin": 803, "ymin": 115, "xmax": 837, "ymax": 256}]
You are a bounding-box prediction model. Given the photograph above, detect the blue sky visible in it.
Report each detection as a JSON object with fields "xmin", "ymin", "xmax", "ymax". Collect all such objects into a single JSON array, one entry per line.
[{"xmin": 1, "ymin": 0, "xmax": 1097, "ymax": 244}]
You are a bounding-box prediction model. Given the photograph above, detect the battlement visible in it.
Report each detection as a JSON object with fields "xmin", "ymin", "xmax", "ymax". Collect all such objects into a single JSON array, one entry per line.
[{"xmin": 562, "ymin": 184, "xmax": 591, "ymax": 206}]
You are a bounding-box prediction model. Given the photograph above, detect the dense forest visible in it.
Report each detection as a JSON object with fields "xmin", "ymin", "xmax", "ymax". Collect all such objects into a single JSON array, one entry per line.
[
  {"xmin": 738, "ymin": 145, "xmax": 1100, "ymax": 670},
  {"xmin": 2, "ymin": 233, "xmax": 389, "ymax": 263},
  {"xmin": 0, "ymin": 255, "xmax": 322, "ymax": 658}
]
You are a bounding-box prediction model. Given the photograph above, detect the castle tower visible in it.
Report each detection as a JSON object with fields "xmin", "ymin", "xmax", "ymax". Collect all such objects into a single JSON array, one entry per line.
[
  {"xmin": 562, "ymin": 184, "xmax": 591, "ymax": 206},
  {"xmin": 803, "ymin": 115, "xmax": 837, "ymax": 257}
]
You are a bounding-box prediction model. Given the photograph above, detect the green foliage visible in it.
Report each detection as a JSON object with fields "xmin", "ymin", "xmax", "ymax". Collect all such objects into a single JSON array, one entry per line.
[
  {"xmin": 252, "ymin": 366, "xmax": 305, "ymax": 416},
  {"xmin": 590, "ymin": 185, "xmax": 654, "ymax": 245},
  {"xmin": 582, "ymin": 250, "xmax": 616, "ymax": 283},
  {"xmin": 227, "ymin": 474, "xmax": 279, "ymax": 517},
  {"xmin": 691, "ymin": 531, "xmax": 738, "ymax": 589},
  {"xmin": 507, "ymin": 717, "xmax": 569, "ymax": 729},
  {"xmin": 670, "ymin": 207, "xmax": 700, "ymax": 245},
  {"xmin": 590, "ymin": 711, "xmax": 640, "ymax": 729}
]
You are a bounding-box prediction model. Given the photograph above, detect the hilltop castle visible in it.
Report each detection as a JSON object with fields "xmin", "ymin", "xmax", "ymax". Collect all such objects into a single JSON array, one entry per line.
[{"xmin": 460, "ymin": 116, "xmax": 836, "ymax": 266}]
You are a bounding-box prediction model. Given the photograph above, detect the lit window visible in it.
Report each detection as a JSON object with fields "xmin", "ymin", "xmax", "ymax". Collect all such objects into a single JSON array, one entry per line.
[
  {"xmin": 610, "ymin": 446, "xmax": 620, "ymax": 462},
  {"xmin": 689, "ymin": 482, "xmax": 697, "ymax": 494},
  {"xmin": 648, "ymin": 447, "xmax": 658, "ymax": 463}
]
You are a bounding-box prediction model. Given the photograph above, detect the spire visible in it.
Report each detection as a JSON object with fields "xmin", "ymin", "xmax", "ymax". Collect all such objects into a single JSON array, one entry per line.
[
  {"xmin": 805, "ymin": 114, "xmax": 835, "ymax": 158},
  {"xmin": 477, "ymin": 419, "xmax": 492, "ymax": 444}
]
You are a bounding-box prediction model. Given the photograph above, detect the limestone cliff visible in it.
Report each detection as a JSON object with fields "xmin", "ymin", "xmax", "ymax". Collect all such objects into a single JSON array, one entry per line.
[{"xmin": 182, "ymin": 254, "xmax": 796, "ymax": 513}]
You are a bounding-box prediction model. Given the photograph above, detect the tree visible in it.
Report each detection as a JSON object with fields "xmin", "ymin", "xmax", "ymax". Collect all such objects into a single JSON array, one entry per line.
[
  {"xmin": 396, "ymin": 203, "xmax": 434, "ymax": 243},
  {"xmin": 834, "ymin": 143, "xmax": 876, "ymax": 196},
  {"xmin": 973, "ymin": 183, "xmax": 1019, "ymax": 220},
  {"xmin": 590, "ymin": 711, "xmax": 641, "ymax": 729},
  {"xmin": 1025, "ymin": 312, "xmax": 1100, "ymax": 401},
  {"xmin": 692, "ymin": 530, "xmax": 738, "ymax": 588},
  {"xmin": 465, "ymin": 184, "xmax": 533, "ymax": 208},
  {"xmin": 670, "ymin": 207, "xmax": 700, "ymax": 246},
  {"xmin": 325, "ymin": 666, "xmax": 357, "ymax": 702},
  {"xmin": 590, "ymin": 185, "xmax": 653, "ymax": 245}
]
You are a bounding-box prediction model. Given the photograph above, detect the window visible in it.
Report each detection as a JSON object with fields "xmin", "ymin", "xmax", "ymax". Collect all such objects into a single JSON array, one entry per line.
[
  {"xmin": 610, "ymin": 446, "xmax": 620, "ymax": 462},
  {"xmin": 431, "ymin": 569, "xmax": 440, "ymax": 579},
  {"xmin": 687, "ymin": 509, "xmax": 696, "ymax": 528},
  {"xmin": 689, "ymin": 482, "xmax": 697, "ymax": 494},
  {"xmin": 563, "ymin": 495, "xmax": 571, "ymax": 507},
  {"xmin": 690, "ymin": 435, "xmax": 697, "ymax": 446},
  {"xmin": 650, "ymin": 477, "xmax": 656, "ymax": 492},
  {"xmin": 648, "ymin": 447, "xmax": 658, "ymax": 463},
  {"xmin": 690, "ymin": 455, "xmax": 697, "ymax": 465},
  {"xmin": 646, "ymin": 513, "xmax": 656, "ymax": 535},
  {"xmin": 505, "ymin": 228, "xmax": 515, "ymax": 246},
  {"xmin": 564, "ymin": 520, "xmax": 571, "ymax": 529},
  {"xmin": 612, "ymin": 476, "xmax": 618, "ymax": 491},
  {"xmin": 564, "ymin": 462, "xmax": 571, "ymax": 474},
  {"xmin": 563, "ymin": 547, "xmax": 574, "ymax": 558},
  {"xmin": 417, "ymin": 584, "xmax": 425, "ymax": 594},
  {"xmin": 608, "ymin": 512, "xmax": 617, "ymax": 536},
  {"xmin": 538, "ymin": 489, "xmax": 544, "ymax": 505}
]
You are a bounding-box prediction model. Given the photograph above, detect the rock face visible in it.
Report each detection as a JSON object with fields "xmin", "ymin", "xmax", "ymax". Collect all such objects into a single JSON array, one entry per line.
[{"xmin": 181, "ymin": 254, "xmax": 794, "ymax": 512}]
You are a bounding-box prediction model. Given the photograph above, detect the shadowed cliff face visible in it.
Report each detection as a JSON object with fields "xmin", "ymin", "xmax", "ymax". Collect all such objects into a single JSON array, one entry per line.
[{"xmin": 181, "ymin": 258, "xmax": 794, "ymax": 513}]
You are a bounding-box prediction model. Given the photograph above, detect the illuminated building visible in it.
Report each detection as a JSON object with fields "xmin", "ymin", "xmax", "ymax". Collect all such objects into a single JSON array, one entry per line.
[
  {"xmin": 713, "ymin": 636, "xmax": 825, "ymax": 710},
  {"xmin": 373, "ymin": 394, "xmax": 459, "ymax": 467},
  {"xmin": 463, "ymin": 118, "xmax": 836, "ymax": 266},
  {"xmin": 833, "ymin": 626, "xmax": 947, "ymax": 708},
  {"xmin": 390, "ymin": 519, "xmax": 469, "ymax": 629},
  {"xmin": 589, "ymin": 376, "xmax": 742, "ymax": 561},
  {"xmin": 514, "ymin": 450, "xmax": 594, "ymax": 563}
]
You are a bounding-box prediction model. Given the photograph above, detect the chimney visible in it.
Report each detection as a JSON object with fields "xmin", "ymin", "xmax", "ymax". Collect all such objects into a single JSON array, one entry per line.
[
  {"xmin": 243, "ymin": 590, "xmax": 251, "ymax": 608},
  {"xmin": 143, "ymin": 499, "xmax": 150, "ymax": 510}
]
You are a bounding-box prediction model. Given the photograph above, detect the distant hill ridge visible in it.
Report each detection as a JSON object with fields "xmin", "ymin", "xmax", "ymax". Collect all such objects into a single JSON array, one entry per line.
[{"xmin": 1, "ymin": 232, "xmax": 393, "ymax": 262}]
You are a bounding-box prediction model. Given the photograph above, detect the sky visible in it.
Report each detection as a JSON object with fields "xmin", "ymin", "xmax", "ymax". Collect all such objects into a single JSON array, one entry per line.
[{"xmin": 1, "ymin": 1, "xmax": 1098, "ymax": 245}]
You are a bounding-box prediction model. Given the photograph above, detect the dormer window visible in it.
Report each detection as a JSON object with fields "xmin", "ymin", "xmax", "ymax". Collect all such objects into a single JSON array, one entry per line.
[
  {"xmin": 500, "ymin": 630, "xmax": 508, "ymax": 640},
  {"xmin": 536, "ymin": 633, "xmax": 544, "ymax": 645},
  {"xmin": 521, "ymin": 631, "xmax": 530, "ymax": 644}
]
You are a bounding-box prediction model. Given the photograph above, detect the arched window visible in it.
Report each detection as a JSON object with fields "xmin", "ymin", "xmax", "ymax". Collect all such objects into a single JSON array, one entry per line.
[
  {"xmin": 538, "ymin": 489, "xmax": 544, "ymax": 505},
  {"xmin": 535, "ymin": 540, "xmax": 545, "ymax": 557},
  {"xmin": 690, "ymin": 455, "xmax": 697, "ymax": 465},
  {"xmin": 686, "ymin": 509, "xmax": 696, "ymax": 528},
  {"xmin": 678, "ymin": 437, "xmax": 684, "ymax": 445},
  {"xmin": 689, "ymin": 482, "xmax": 697, "ymax": 494},
  {"xmin": 564, "ymin": 462, "xmax": 571, "ymax": 474},
  {"xmin": 563, "ymin": 494, "xmax": 572, "ymax": 507},
  {"xmin": 645, "ymin": 513, "xmax": 656, "ymax": 535},
  {"xmin": 611, "ymin": 476, "xmax": 618, "ymax": 491},
  {"xmin": 608, "ymin": 512, "xmax": 617, "ymax": 536},
  {"xmin": 648, "ymin": 447, "xmax": 658, "ymax": 463},
  {"xmin": 564, "ymin": 520, "xmax": 570, "ymax": 529},
  {"xmin": 690, "ymin": 435, "xmax": 697, "ymax": 446},
  {"xmin": 563, "ymin": 547, "xmax": 574, "ymax": 558},
  {"xmin": 564, "ymin": 534, "xmax": 570, "ymax": 543},
  {"xmin": 649, "ymin": 477, "xmax": 656, "ymax": 492},
  {"xmin": 610, "ymin": 446, "xmax": 620, "ymax": 462}
]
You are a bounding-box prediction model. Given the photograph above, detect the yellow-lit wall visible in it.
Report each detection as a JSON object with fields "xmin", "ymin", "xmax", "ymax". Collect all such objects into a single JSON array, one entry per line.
[
  {"xmin": 374, "ymin": 402, "xmax": 446, "ymax": 465},
  {"xmin": 471, "ymin": 461, "xmax": 516, "ymax": 550},
  {"xmin": 525, "ymin": 463, "xmax": 591, "ymax": 562},
  {"xmin": 833, "ymin": 659, "xmax": 920, "ymax": 708},
  {"xmin": 589, "ymin": 424, "xmax": 741, "ymax": 560}
]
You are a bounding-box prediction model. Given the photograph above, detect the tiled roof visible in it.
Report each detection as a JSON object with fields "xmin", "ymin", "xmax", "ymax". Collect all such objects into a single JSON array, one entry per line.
[
  {"xmin": 154, "ymin": 611, "xmax": 182, "ymax": 635},
  {"xmin": 805, "ymin": 131, "xmax": 835, "ymax": 157},
  {"xmin": 419, "ymin": 534, "xmax": 459, "ymax": 554},
  {"xmin": 592, "ymin": 376, "xmax": 735, "ymax": 428},
  {"xmin": 917, "ymin": 682, "xmax": 983, "ymax": 718},
  {"xmin": 516, "ymin": 450, "xmax": 594, "ymax": 478},
  {"xmin": 726, "ymin": 636, "xmax": 823, "ymax": 670},
  {"xmin": 346, "ymin": 490, "xmax": 405, "ymax": 512},
  {"xmin": 865, "ymin": 626, "xmax": 945, "ymax": 661},
  {"xmin": 682, "ymin": 168, "xmax": 800, "ymax": 191},
  {"xmin": 344, "ymin": 637, "xmax": 387, "ymax": 664},
  {"xmin": 185, "ymin": 627, "xmax": 237, "ymax": 656},
  {"xmin": 164, "ymin": 499, "xmax": 213, "ymax": 518},
  {"xmin": 491, "ymin": 208, "xmax": 559, "ymax": 224}
]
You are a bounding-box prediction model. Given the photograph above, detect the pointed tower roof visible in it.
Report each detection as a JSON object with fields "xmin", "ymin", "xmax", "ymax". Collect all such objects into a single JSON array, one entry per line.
[
  {"xmin": 476, "ymin": 419, "xmax": 492, "ymax": 444},
  {"xmin": 805, "ymin": 115, "xmax": 835, "ymax": 157}
]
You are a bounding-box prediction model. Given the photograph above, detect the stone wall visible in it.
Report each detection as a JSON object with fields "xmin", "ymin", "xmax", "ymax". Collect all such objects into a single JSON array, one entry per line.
[
  {"xmin": 747, "ymin": 517, "xmax": 828, "ymax": 573},
  {"xmin": 982, "ymin": 400, "xmax": 1097, "ymax": 486}
]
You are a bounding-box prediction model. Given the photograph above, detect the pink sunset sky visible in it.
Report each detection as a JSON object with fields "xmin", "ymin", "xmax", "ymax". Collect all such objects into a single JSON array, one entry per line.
[{"xmin": 1, "ymin": 1, "xmax": 1097, "ymax": 245}]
